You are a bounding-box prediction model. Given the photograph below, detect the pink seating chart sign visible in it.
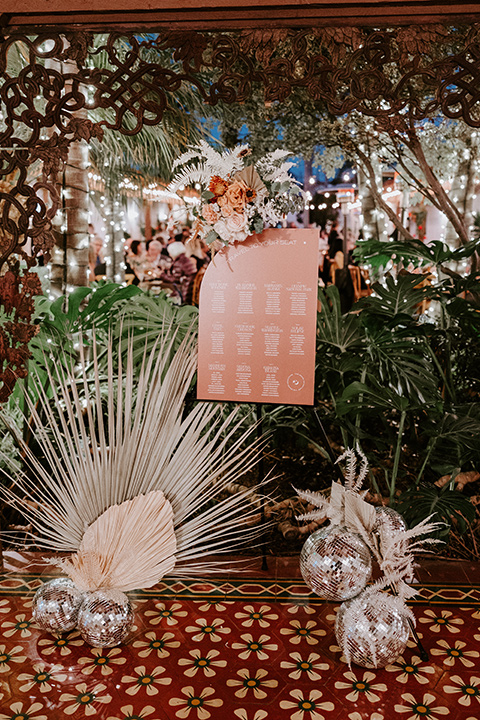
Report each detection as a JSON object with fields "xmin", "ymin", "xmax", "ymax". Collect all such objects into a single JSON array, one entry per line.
[{"xmin": 197, "ymin": 228, "xmax": 318, "ymax": 405}]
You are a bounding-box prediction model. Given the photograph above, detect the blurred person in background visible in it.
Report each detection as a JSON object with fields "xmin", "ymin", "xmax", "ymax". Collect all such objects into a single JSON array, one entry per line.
[{"xmin": 126, "ymin": 240, "xmax": 145, "ymax": 285}]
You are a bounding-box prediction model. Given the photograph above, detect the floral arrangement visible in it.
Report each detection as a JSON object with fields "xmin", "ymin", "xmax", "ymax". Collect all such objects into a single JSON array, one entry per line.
[{"xmin": 168, "ymin": 141, "xmax": 305, "ymax": 248}]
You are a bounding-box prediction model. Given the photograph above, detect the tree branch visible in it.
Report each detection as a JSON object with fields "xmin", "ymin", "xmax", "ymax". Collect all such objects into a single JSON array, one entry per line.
[{"xmin": 355, "ymin": 145, "xmax": 417, "ymax": 242}]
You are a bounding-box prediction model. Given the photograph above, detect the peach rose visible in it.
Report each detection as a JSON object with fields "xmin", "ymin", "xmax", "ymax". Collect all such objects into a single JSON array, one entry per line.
[
  {"xmin": 202, "ymin": 203, "xmax": 219, "ymax": 224},
  {"xmin": 209, "ymin": 175, "xmax": 229, "ymax": 197},
  {"xmin": 225, "ymin": 212, "xmax": 248, "ymax": 233},
  {"xmin": 220, "ymin": 202, "xmax": 234, "ymax": 218},
  {"xmin": 222, "ymin": 181, "xmax": 248, "ymax": 212}
]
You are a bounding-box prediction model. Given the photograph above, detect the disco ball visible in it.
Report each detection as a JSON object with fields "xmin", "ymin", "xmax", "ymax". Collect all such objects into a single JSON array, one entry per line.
[
  {"xmin": 300, "ymin": 524, "xmax": 372, "ymax": 601},
  {"xmin": 374, "ymin": 506, "xmax": 407, "ymax": 536},
  {"xmin": 335, "ymin": 589, "xmax": 411, "ymax": 668},
  {"xmin": 77, "ymin": 590, "xmax": 134, "ymax": 647},
  {"xmin": 32, "ymin": 577, "xmax": 84, "ymax": 634}
]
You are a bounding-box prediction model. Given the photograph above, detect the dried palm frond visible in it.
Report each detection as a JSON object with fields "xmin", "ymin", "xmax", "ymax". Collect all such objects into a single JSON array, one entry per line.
[
  {"xmin": 54, "ymin": 491, "xmax": 176, "ymax": 592},
  {"xmin": 0, "ymin": 327, "xmax": 267, "ymax": 587},
  {"xmin": 170, "ymin": 140, "xmax": 249, "ymax": 190},
  {"xmin": 233, "ymin": 165, "xmax": 267, "ymax": 195}
]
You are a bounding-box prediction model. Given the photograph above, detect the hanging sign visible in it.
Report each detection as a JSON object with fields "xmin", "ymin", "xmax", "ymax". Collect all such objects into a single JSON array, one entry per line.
[{"xmin": 197, "ymin": 228, "xmax": 318, "ymax": 405}]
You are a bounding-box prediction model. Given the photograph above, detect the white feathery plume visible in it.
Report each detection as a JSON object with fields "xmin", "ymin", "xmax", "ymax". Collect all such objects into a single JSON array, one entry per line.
[
  {"xmin": 295, "ymin": 448, "xmax": 443, "ymax": 604},
  {"xmin": 0, "ymin": 328, "xmax": 267, "ymax": 588},
  {"xmin": 336, "ymin": 448, "xmax": 368, "ymax": 493},
  {"xmin": 374, "ymin": 517, "xmax": 443, "ymax": 592},
  {"xmin": 170, "ymin": 140, "xmax": 248, "ymax": 190},
  {"xmin": 168, "ymin": 165, "xmax": 210, "ymax": 193},
  {"xmin": 294, "ymin": 487, "xmax": 330, "ymax": 522}
]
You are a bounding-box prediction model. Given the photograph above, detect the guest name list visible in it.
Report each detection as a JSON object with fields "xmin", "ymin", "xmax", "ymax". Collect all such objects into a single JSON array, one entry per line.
[{"xmin": 197, "ymin": 228, "xmax": 318, "ymax": 405}]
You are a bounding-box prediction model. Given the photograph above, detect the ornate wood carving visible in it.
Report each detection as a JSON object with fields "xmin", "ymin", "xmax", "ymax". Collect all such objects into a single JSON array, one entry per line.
[{"xmin": 0, "ymin": 25, "xmax": 479, "ymax": 398}]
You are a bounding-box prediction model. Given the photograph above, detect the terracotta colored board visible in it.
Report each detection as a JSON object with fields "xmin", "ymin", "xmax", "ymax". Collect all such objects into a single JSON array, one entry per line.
[{"xmin": 197, "ymin": 228, "xmax": 318, "ymax": 406}]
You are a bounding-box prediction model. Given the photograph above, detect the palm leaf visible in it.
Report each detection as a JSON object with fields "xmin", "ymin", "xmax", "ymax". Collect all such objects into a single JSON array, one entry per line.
[
  {"xmin": 56, "ymin": 491, "xmax": 176, "ymax": 591},
  {"xmin": 0, "ymin": 331, "xmax": 266, "ymax": 581}
]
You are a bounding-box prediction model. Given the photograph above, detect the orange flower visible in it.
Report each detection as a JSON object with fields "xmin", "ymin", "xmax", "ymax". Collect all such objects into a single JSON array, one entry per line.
[
  {"xmin": 202, "ymin": 204, "xmax": 219, "ymax": 224},
  {"xmin": 208, "ymin": 176, "xmax": 229, "ymax": 197},
  {"xmin": 222, "ymin": 181, "xmax": 248, "ymax": 212}
]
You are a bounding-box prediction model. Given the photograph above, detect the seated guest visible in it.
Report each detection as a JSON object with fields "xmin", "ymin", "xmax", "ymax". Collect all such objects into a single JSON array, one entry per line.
[
  {"xmin": 143, "ymin": 239, "xmax": 163, "ymax": 280},
  {"xmin": 161, "ymin": 242, "xmax": 197, "ymax": 302},
  {"xmin": 126, "ymin": 240, "xmax": 145, "ymax": 284}
]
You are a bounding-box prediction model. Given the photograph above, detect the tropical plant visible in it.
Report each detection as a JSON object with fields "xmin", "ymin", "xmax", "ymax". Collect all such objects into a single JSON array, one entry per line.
[
  {"xmin": 396, "ymin": 483, "xmax": 476, "ymax": 540},
  {"xmin": 115, "ymin": 291, "xmax": 198, "ymax": 367},
  {"xmin": 15, "ymin": 282, "xmax": 143, "ymax": 400},
  {"xmin": 2, "ymin": 283, "xmax": 199, "ymax": 466},
  {"xmin": 292, "ymin": 238, "xmax": 480, "ymax": 516}
]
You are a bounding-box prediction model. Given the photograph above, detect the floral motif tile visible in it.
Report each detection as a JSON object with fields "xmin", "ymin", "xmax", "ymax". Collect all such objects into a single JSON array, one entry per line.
[{"xmin": 0, "ymin": 567, "xmax": 479, "ymax": 719}]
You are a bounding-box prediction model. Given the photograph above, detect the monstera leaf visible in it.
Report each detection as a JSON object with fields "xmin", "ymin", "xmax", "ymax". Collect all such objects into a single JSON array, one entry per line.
[
  {"xmin": 356, "ymin": 273, "xmax": 431, "ymax": 320},
  {"xmin": 365, "ymin": 327, "xmax": 439, "ymax": 404},
  {"xmin": 317, "ymin": 285, "xmax": 365, "ymax": 352},
  {"xmin": 396, "ymin": 483, "xmax": 476, "ymax": 539}
]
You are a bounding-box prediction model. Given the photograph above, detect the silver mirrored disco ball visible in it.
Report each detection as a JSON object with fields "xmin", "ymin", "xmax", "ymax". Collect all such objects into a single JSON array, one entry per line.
[
  {"xmin": 77, "ymin": 590, "xmax": 134, "ymax": 647},
  {"xmin": 374, "ymin": 506, "xmax": 407, "ymax": 536},
  {"xmin": 300, "ymin": 524, "xmax": 372, "ymax": 601},
  {"xmin": 32, "ymin": 577, "xmax": 84, "ymax": 634},
  {"xmin": 335, "ymin": 589, "xmax": 411, "ymax": 668}
]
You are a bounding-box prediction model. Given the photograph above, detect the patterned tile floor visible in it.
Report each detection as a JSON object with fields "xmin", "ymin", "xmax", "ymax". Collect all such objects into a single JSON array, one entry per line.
[{"xmin": 0, "ymin": 553, "xmax": 479, "ymax": 720}]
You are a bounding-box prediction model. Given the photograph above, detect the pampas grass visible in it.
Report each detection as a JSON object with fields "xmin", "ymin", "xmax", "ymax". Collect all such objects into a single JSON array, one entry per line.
[{"xmin": 0, "ymin": 326, "xmax": 267, "ymax": 587}]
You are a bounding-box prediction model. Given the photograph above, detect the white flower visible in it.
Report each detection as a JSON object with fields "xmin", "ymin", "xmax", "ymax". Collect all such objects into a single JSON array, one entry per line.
[
  {"xmin": 335, "ymin": 670, "xmax": 387, "ymax": 703},
  {"xmin": 431, "ymin": 639, "xmax": 479, "ymax": 667},
  {"xmin": 169, "ymin": 685, "xmax": 223, "ymax": 719},
  {"xmin": 232, "ymin": 633, "xmax": 278, "ymax": 660},
  {"xmin": 394, "ymin": 691, "xmax": 449, "ymax": 719},
  {"xmin": 279, "ymin": 688, "xmax": 335, "ymax": 720},
  {"xmin": 385, "ymin": 655, "xmax": 436, "ymax": 684},
  {"xmin": 280, "ymin": 652, "xmax": 329, "ymax": 681},
  {"xmin": 226, "ymin": 668, "xmax": 278, "ymax": 700},
  {"xmin": 178, "ymin": 648, "xmax": 226, "ymax": 677},
  {"xmin": 443, "ymin": 674, "xmax": 480, "ymax": 706},
  {"xmin": 214, "ymin": 218, "xmax": 250, "ymax": 244}
]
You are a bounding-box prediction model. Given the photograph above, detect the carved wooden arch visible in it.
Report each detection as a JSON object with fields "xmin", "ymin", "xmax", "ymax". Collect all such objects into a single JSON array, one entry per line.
[{"xmin": 0, "ymin": 24, "xmax": 480, "ymax": 399}]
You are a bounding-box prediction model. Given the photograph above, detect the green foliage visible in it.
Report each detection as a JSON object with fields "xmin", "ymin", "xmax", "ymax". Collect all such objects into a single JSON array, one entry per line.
[
  {"xmin": 10, "ymin": 283, "xmax": 198, "ymax": 411},
  {"xmin": 88, "ymin": 35, "xmax": 209, "ymax": 187},
  {"xmin": 312, "ymin": 249, "xmax": 480, "ymax": 512},
  {"xmin": 396, "ymin": 483, "xmax": 476, "ymax": 539},
  {"xmin": 23, "ymin": 283, "xmax": 142, "ymax": 392},
  {"xmin": 115, "ymin": 291, "xmax": 198, "ymax": 366}
]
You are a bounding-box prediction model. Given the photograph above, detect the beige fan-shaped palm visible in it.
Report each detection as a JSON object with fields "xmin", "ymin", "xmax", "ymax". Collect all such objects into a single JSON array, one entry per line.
[
  {"xmin": 233, "ymin": 164, "xmax": 267, "ymax": 196},
  {"xmin": 56, "ymin": 491, "xmax": 176, "ymax": 592},
  {"xmin": 0, "ymin": 327, "xmax": 267, "ymax": 589}
]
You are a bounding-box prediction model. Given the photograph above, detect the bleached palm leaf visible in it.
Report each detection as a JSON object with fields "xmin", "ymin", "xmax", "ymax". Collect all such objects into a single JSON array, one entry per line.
[
  {"xmin": 234, "ymin": 164, "xmax": 267, "ymax": 195},
  {"xmin": 0, "ymin": 328, "xmax": 267, "ymax": 582},
  {"xmin": 55, "ymin": 491, "xmax": 176, "ymax": 592},
  {"xmin": 173, "ymin": 147, "xmax": 206, "ymax": 170},
  {"xmin": 344, "ymin": 493, "xmax": 376, "ymax": 535},
  {"xmin": 294, "ymin": 487, "xmax": 329, "ymax": 511}
]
